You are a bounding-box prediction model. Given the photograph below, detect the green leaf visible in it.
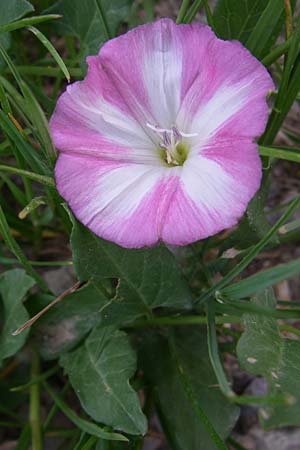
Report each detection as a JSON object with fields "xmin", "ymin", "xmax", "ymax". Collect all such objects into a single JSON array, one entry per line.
[
  {"xmin": 70, "ymin": 219, "xmax": 192, "ymax": 325},
  {"xmin": 213, "ymin": 0, "xmax": 270, "ymax": 42},
  {"xmin": 0, "ymin": 0, "xmax": 34, "ymax": 27},
  {"xmin": 0, "ymin": 269, "xmax": 35, "ymax": 365},
  {"xmin": 44, "ymin": 382, "xmax": 128, "ymax": 441},
  {"xmin": 46, "ymin": 0, "xmax": 132, "ymax": 64},
  {"xmin": 60, "ymin": 324, "xmax": 147, "ymax": 435},
  {"xmin": 237, "ymin": 288, "xmax": 300, "ymax": 428},
  {"xmin": 29, "ymin": 282, "xmax": 109, "ymax": 359},
  {"xmin": 140, "ymin": 327, "xmax": 239, "ymax": 450},
  {"xmin": 0, "ymin": 0, "xmax": 34, "ymax": 65}
]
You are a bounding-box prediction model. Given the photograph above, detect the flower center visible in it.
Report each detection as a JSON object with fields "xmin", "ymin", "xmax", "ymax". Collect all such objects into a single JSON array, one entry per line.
[{"xmin": 146, "ymin": 123, "xmax": 197, "ymax": 167}]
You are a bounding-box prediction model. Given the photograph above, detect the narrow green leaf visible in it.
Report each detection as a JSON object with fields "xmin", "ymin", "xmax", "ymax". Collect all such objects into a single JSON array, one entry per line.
[
  {"xmin": 0, "ymin": 164, "xmax": 54, "ymax": 186},
  {"xmin": 11, "ymin": 365, "xmax": 59, "ymax": 392},
  {"xmin": 196, "ymin": 197, "xmax": 300, "ymax": 304},
  {"xmin": 261, "ymin": 38, "xmax": 292, "ymax": 66},
  {"xmin": 19, "ymin": 81, "xmax": 56, "ymax": 164},
  {"xmin": 176, "ymin": 0, "xmax": 191, "ymax": 24},
  {"xmin": 259, "ymin": 145, "xmax": 300, "ymax": 162},
  {"xmin": 245, "ymin": 0, "xmax": 288, "ymax": 59},
  {"xmin": 44, "ymin": 382, "xmax": 128, "ymax": 441},
  {"xmin": 221, "ymin": 259, "xmax": 300, "ymax": 299},
  {"xmin": 0, "ymin": 15, "xmax": 61, "ymax": 33},
  {"xmin": 207, "ymin": 303, "xmax": 234, "ymax": 398},
  {"xmin": 27, "ymin": 26, "xmax": 70, "ymax": 82},
  {"xmin": 182, "ymin": 0, "xmax": 204, "ymax": 23},
  {"xmin": 262, "ymin": 14, "xmax": 300, "ymax": 144},
  {"xmin": 0, "ymin": 110, "xmax": 48, "ymax": 174},
  {"xmin": 0, "ymin": 206, "xmax": 49, "ymax": 291}
]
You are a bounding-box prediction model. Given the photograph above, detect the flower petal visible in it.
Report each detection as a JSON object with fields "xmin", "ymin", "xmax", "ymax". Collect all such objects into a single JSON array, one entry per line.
[
  {"xmin": 55, "ymin": 154, "xmax": 175, "ymax": 247},
  {"xmin": 161, "ymin": 140, "xmax": 261, "ymax": 245},
  {"xmin": 178, "ymin": 37, "xmax": 274, "ymax": 141},
  {"xmin": 50, "ymin": 56, "xmax": 160, "ymax": 165}
]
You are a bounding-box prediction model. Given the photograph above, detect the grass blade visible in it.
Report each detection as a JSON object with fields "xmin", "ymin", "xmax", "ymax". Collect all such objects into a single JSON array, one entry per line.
[
  {"xmin": 0, "ymin": 110, "xmax": 48, "ymax": 173},
  {"xmin": 259, "ymin": 145, "xmax": 300, "ymax": 162},
  {"xmin": 196, "ymin": 197, "xmax": 300, "ymax": 304},
  {"xmin": 245, "ymin": 0, "xmax": 286, "ymax": 59},
  {"xmin": 27, "ymin": 26, "xmax": 70, "ymax": 82},
  {"xmin": 221, "ymin": 259, "xmax": 300, "ymax": 299},
  {"xmin": 0, "ymin": 206, "xmax": 49, "ymax": 292}
]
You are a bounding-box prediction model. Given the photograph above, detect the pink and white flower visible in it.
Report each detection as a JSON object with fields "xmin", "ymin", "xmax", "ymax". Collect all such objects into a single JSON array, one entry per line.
[{"xmin": 50, "ymin": 19, "xmax": 274, "ymax": 248}]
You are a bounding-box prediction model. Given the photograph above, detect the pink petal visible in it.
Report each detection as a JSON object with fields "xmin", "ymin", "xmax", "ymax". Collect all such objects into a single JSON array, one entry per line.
[
  {"xmin": 161, "ymin": 140, "xmax": 262, "ymax": 245},
  {"xmin": 178, "ymin": 37, "xmax": 274, "ymax": 140}
]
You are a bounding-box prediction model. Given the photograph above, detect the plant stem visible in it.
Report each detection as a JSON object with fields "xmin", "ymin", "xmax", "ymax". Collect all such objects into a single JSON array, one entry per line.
[
  {"xmin": 131, "ymin": 314, "xmax": 240, "ymax": 327},
  {"xmin": 0, "ymin": 164, "xmax": 55, "ymax": 186},
  {"xmin": 30, "ymin": 349, "xmax": 43, "ymax": 450}
]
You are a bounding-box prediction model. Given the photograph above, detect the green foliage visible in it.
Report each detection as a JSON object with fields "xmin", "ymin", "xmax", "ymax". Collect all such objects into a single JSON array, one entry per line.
[
  {"xmin": 0, "ymin": 269, "xmax": 35, "ymax": 365},
  {"xmin": 46, "ymin": 0, "xmax": 133, "ymax": 63},
  {"xmin": 213, "ymin": 0, "xmax": 270, "ymax": 41},
  {"xmin": 237, "ymin": 288, "xmax": 300, "ymax": 428},
  {"xmin": 60, "ymin": 325, "xmax": 147, "ymax": 435},
  {"xmin": 140, "ymin": 327, "xmax": 239, "ymax": 450},
  {"xmin": 0, "ymin": 0, "xmax": 34, "ymax": 67},
  {"xmin": 71, "ymin": 218, "xmax": 192, "ymax": 324},
  {"xmin": 30, "ymin": 283, "xmax": 108, "ymax": 359}
]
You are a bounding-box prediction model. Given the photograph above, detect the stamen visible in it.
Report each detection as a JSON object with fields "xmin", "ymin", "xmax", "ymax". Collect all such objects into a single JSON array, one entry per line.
[
  {"xmin": 163, "ymin": 131, "xmax": 171, "ymax": 147},
  {"xmin": 146, "ymin": 122, "xmax": 195, "ymax": 166},
  {"xmin": 171, "ymin": 126, "xmax": 182, "ymax": 141},
  {"xmin": 180, "ymin": 131, "xmax": 198, "ymax": 138},
  {"xmin": 146, "ymin": 123, "xmax": 170, "ymax": 134}
]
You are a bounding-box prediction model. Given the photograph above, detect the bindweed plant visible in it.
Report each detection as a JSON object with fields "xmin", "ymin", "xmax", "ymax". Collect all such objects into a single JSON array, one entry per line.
[{"xmin": 1, "ymin": 1, "xmax": 300, "ymax": 449}]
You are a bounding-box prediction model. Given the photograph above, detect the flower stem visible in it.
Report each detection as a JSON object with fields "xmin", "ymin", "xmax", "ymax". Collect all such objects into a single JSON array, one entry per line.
[{"xmin": 30, "ymin": 349, "xmax": 43, "ymax": 450}]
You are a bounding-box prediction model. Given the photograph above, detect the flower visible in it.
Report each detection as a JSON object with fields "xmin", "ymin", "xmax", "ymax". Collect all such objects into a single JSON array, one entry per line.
[{"xmin": 50, "ymin": 19, "xmax": 274, "ymax": 248}]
